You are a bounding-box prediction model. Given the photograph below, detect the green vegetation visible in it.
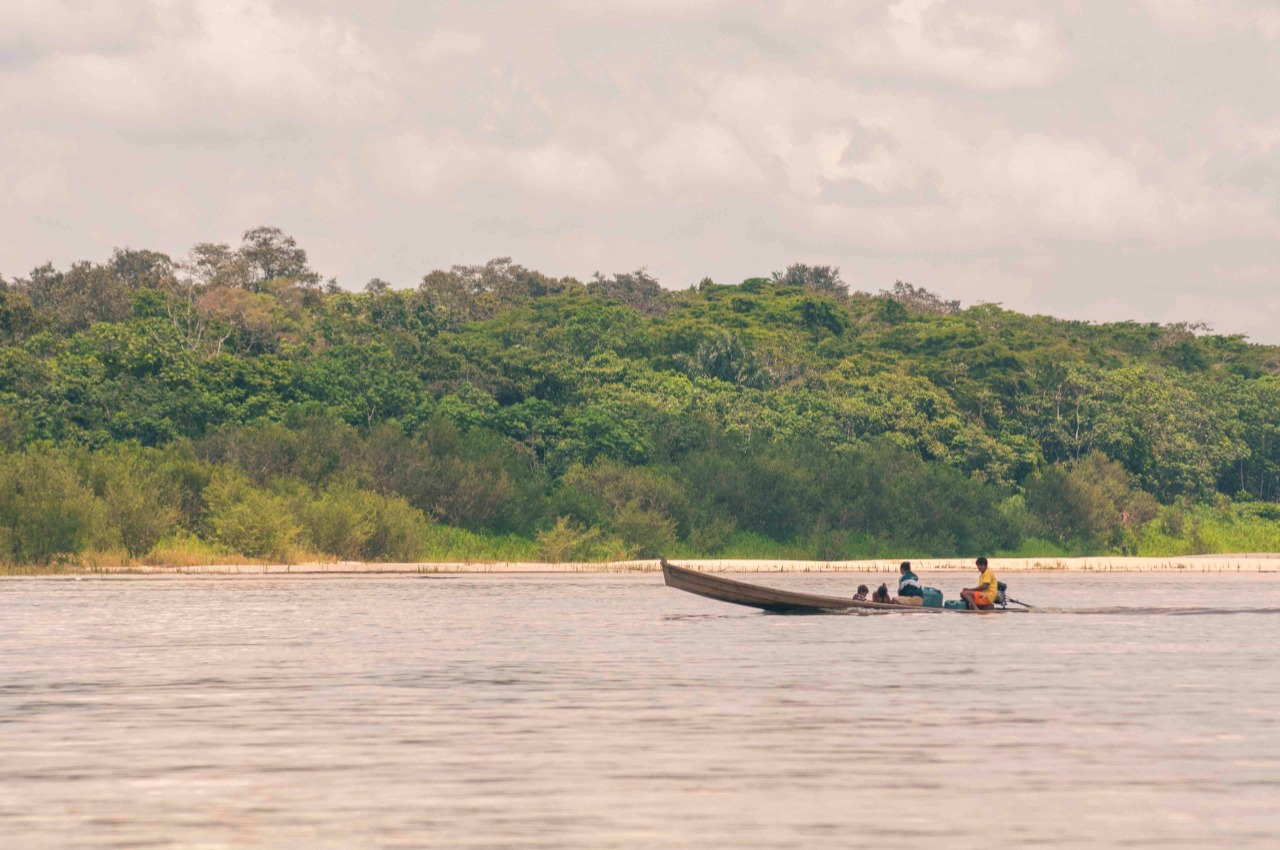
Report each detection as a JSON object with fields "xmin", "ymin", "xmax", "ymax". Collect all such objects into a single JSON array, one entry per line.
[{"xmin": 1, "ymin": 229, "xmax": 1278, "ymax": 568}]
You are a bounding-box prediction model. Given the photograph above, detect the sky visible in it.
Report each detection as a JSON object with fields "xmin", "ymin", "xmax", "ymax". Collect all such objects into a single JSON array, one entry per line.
[{"xmin": 2, "ymin": 0, "xmax": 1279, "ymax": 340}]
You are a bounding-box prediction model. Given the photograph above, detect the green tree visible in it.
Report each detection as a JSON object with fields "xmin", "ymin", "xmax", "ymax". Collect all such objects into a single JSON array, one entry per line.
[{"xmin": 0, "ymin": 450, "xmax": 101, "ymax": 564}]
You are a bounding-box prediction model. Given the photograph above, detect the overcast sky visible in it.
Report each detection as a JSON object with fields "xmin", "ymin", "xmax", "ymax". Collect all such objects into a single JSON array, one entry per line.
[{"xmin": 2, "ymin": 1, "xmax": 1278, "ymax": 339}]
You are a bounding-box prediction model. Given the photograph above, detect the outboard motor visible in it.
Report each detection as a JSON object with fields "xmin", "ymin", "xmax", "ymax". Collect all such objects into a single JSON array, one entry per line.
[{"xmin": 995, "ymin": 581, "xmax": 1008, "ymax": 609}]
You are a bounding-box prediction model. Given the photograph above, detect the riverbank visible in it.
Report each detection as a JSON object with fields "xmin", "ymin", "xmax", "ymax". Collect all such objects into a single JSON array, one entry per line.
[{"xmin": 6, "ymin": 555, "xmax": 1279, "ymax": 576}]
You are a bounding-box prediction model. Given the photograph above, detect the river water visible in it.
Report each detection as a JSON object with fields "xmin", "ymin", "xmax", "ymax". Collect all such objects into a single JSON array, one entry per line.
[{"xmin": 2, "ymin": 571, "xmax": 1278, "ymax": 849}]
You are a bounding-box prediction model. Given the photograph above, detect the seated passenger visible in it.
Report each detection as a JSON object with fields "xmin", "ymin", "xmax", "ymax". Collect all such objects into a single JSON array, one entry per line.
[
  {"xmin": 871, "ymin": 584, "xmax": 892, "ymax": 604},
  {"xmin": 959, "ymin": 557, "xmax": 998, "ymax": 610},
  {"xmin": 892, "ymin": 561, "xmax": 924, "ymax": 606},
  {"xmin": 852, "ymin": 584, "xmax": 869, "ymax": 601}
]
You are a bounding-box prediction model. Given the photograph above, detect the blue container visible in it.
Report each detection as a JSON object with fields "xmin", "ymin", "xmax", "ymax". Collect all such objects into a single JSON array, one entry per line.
[
  {"xmin": 943, "ymin": 599, "xmax": 969, "ymax": 611},
  {"xmin": 921, "ymin": 587, "xmax": 944, "ymax": 608}
]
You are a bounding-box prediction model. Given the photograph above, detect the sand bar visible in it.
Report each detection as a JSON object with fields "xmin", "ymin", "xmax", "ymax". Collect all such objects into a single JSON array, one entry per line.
[{"xmin": 50, "ymin": 555, "xmax": 1280, "ymax": 575}]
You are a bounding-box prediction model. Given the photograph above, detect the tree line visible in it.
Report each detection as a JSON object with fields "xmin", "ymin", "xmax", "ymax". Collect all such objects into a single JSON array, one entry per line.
[{"xmin": 1, "ymin": 228, "xmax": 1278, "ymax": 566}]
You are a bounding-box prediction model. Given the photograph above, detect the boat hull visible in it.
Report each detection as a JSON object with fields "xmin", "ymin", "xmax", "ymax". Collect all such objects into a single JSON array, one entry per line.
[{"xmin": 660, "ymin": 560, "xmax": 1025, "ymax": 614}]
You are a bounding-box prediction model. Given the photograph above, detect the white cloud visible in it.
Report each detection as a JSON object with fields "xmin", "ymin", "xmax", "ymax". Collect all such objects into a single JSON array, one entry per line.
[
  {"xmin": 1145, "ymin": 0, "xmax": 1280, "ymax": 38},
  {"xmin": 1214, "ymin": 110, "xmax": 1280, "ymax": 155},
  {"xmin": 639, "ymin": 122, "xmax": 766, "ymax": 194},
  {"xmin": 3, "ymin": 0, "xmax": 1280, "ymax": 340},
  {"xmin": 506, "ymin": 144, "xmax": 622, "ymax": 203},
  {"xmin": 0, "ymin": 0, "xmax": 167, "ymax": 51},
  {"xmin": 0, "ymin": 131, "xmax": 75, "ymax": 210},
  {"xmin": 417, "ymin": 29, "xmax": 486, "ymax": 63},
  {"xmin": 0, "ymin": 0, "xmax": 394, "ymax": 129},
  {"xmin": 561, "ymin": 0, "xmax": 733, "ymax": 20},
  {"xmin": 130, "ymin": 184, "xmax": 200, "ymax": 234},
  {"xmin": 824, "ymin": 0, "xmax": 1070, "ymax": 89},
  {"xmin": 363, "ymin": 132, "xmax": 480, "ymax": 199}
]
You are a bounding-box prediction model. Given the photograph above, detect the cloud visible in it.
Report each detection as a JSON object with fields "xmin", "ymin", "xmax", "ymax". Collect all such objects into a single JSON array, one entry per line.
[
  {"xmin": 639, "ymin": 122, "xmax": 766, "ymax": 195},
  {"xmin": 0, "ymin": 0, "xmax": 394, "ymax": 129},
  {"xmin": 1144, "ymin": 0, "xmax": 1280, "ymax": 38},
  {"xmin": 363, "ymin": 132, "xmax": 479, "ymax": 199},
  {"xmin": 0, "ymin": 0, "xmax": 166, "ymax": 52},
  {"xmin": 561, "ymin": 0, "xmax": 734, "ymax": 20},
  {"xmin": 418, "ymin": 29, "xmax": 486, "ymax": 62},
  {"xmin": 507, "ymin": 144, "xmax": 622, "ymax": 203},
  {"xmin": 0, "ymin": 131, "xmax": 76, "ymax": 211},
  {"xmin": 3, "ymin": 0, "xmax": 1280, "ymax": 340},
  {"xmin": 806, "ymin": 0, "xmax": 1071, "ymax": 89}
]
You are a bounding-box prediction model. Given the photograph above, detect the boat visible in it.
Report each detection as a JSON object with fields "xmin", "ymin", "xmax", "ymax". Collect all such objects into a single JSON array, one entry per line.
[{"xmin": 660, "ymin": 559, "xmax": 1028, "ymax": 614}]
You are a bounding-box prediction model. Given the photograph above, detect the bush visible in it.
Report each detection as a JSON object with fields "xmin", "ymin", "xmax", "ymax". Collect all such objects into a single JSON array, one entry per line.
[
  {"xmin": 536, "ymin": 516, "xmax": 602, "ymax": 562},
  {"xmin": 297, "ymin": 486, "xmax": 375, "ymax": 559},
  {"xmin": 611, "ymin": 503, "xmax": 676, "ymax": 558},
  {"xmin": 560, "ymin": 458, "xmax": 689, "ymax": 544},
  {"xmin": 0, "ymin": 450, "xmax": 102, "ymax": 564},
  {"xmin": 86, "ymin": 448, "xmax": 180, "ymax": 560},
  {"xmin": 204, "ymin": 474, "xmax": 299, "ymax": 561},
  {"xmin": 363, "ymin": 419, "xmax": 544, "ymax": 533},
  {"xmin": 297, "ymin": 485, "xmax": 431, "ymax": 561},
  {"xmin": 1025, "ymin": 452, "xmax": 1157, "ymax": 551}
]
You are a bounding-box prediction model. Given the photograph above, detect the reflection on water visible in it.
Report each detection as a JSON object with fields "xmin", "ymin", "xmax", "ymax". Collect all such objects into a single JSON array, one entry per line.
[{"xmin": 2, "ymin": 572, "xmax": 1279, "ymax": 849}]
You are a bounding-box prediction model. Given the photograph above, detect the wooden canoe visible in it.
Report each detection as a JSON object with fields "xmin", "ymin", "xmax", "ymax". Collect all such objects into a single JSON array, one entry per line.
[{"xmin": 660, "ymin": 559, "xmax": 1027, "ymax": 614}]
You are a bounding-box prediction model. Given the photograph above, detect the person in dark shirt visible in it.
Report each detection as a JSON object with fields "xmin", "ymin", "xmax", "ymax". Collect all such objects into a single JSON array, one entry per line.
[{"xmin": 893, "ymin": 561, "xmax": 924, "ymax": 606}]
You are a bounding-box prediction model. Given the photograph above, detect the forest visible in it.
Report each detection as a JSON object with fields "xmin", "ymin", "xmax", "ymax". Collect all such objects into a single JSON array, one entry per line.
[{"xmin": 2, "ymin": 226, "xmax": 1279, "ymax": 567}]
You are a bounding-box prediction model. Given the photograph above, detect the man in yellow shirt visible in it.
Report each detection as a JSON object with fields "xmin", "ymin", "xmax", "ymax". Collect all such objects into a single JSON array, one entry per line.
[{"xmin": 959, "ymin": 557, "xmax": 998, "ymax": 610}]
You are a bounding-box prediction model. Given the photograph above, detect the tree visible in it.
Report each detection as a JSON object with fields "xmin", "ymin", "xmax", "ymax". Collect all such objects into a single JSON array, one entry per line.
[
  {"xmin": 110, "ymin": 248, "xmax": 177, "ymax": 290},
  {"xmin": 881, "ymin": 281, "xmax": 960, "ymax": 315},
  {"xmin": 0, "ymin": 286, "xmax": 45, "ymax": 343},
  {"xmin": 0, "ymin": 450, "xmax": 101, "ymax": 564},
  {"xmin": 589, "ymin": 269, "xmax": 667, "ymax": 316},
  {"xmin": 678, "ymin": 333, "xmax": 772, "ymax": 388},
  {"xmin": 17, "ymin": 261, "xmax": 132, "ymax": 331},
  {"xmin": 239, "ymin": 226, "xmax": 320, "ymax": 288},
  {"xmin": 772, "ymin": 263, "xmax": 848, "ymax": 298},
  {"xmin": 185, "ymin": 242, "xmax": 254, "ymax": 289},
  {"xmin": 1024, "ymin": 452, "xmax": 1157, "ymax": 550}
]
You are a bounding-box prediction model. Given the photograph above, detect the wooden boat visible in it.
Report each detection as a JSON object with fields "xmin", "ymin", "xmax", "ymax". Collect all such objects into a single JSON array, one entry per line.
[{"xmin": 660, "ymin": 559, "xmax": 1028, "ymax": 614}]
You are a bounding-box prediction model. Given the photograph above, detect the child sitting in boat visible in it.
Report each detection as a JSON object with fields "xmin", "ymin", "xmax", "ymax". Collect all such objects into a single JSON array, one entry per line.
[
  {"xmin": 871, "ymin": 584, "xmax": 892, "ymax": 604},
  {"xmin": 852, "ymin": 585, "xmax": 869, "ymax": 601}
]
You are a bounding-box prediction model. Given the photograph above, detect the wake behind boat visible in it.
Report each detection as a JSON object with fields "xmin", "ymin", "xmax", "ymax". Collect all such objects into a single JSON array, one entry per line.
[{"xmin": 660, "ymin": 559, "xmax": 1029, "ymax": 614}]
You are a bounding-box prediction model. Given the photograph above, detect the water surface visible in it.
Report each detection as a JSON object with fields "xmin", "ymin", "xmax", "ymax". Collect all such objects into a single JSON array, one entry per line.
[{"xmin": 2, "ymin": 572, "xmax": 1278, "ymax": 848}]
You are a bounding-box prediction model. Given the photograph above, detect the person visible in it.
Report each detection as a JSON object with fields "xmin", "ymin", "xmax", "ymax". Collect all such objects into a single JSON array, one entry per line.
[
  {"xmin": 959, "ymin": 557, "xmax": 998, "ymax": 610},
  {"xmin": 892, "ymin": 561, "xmax": 924, "ymax": 606},
  {"xmin": 852, "ymin": 585, "xmax": 869, "ymax": 601},
  {"xmin": 871, "ymin": 584, "xmax": 892, "ymax": 604}
]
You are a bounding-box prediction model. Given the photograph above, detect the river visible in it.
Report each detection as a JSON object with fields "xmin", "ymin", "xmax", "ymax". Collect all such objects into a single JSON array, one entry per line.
[{"xmin": 2, "ymin": 571, "xmax": 1278, "ymax": 848}]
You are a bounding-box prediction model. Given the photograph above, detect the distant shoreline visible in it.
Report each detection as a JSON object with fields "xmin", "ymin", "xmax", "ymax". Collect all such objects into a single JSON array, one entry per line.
[{"xmin": 8, "ymin": 556, "xmax": 1279, "ymax": 576}]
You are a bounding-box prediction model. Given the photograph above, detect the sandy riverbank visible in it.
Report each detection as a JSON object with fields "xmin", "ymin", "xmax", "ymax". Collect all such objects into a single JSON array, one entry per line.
[{"xmin": 33, "ymin": 555, "xmax": 1280, "ymax": 575}]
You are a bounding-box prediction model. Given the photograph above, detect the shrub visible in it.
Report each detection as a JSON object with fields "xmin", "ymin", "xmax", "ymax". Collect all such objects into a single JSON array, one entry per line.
[
  {"xmin": 297, "ymin": 485, "xmax": 430, "ymax": 561},
  {"xmin": 363, "ymin": 492, "xmax": 430, "ymax": 561},
  {"xmin": 611, "ymin": 503, "xmax": 676, "ymax": 558},
  {"xmin": 87, "ymin": 449, "xmax": 180, "ymax": 560},
  {"xmin": 1025, "ymin": 452, "xmax": 1158, "ymax": 550},
  {"xmin": 204, "ymin": 474, "xmax": 299, "ymax": 561},
  {"xmin": 0, "ymin": 450, "xmax": 102, "ymax": 564},
  {"xmin": 536, "ymin": 516, "xmax": 601, "ymax": 562},
  {"xmin": 297, "ymin": 486, "xmax": 375, "ymax": 559}
]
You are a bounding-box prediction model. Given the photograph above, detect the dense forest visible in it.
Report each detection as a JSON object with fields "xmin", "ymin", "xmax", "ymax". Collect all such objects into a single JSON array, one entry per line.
[{"xmin": 2, "ymin": 226, "xmax": 1279, "ymax": 567}]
